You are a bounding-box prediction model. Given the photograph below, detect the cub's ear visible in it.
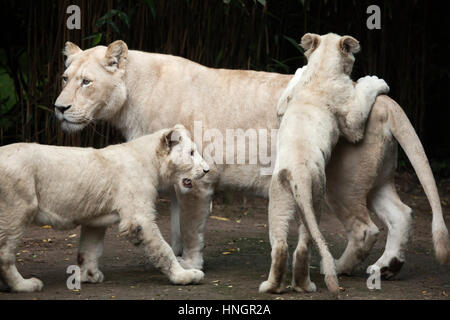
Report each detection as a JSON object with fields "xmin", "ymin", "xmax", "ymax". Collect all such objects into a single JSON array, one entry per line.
[
  {"xmin": 163, "ymin": 128, "xmax": 182, "ymax": 151},
  {"xmin": 339, "ymin": 36, "xmax": 360, "ymax": 55},
  {"xmin": 300, "ymin": 33, "xmax": 320, "ymax": 58},
  {"xmin": 104, "ymin": 40, "xmax": 128, "ymax": 72},
  {"xmin": 63, "ymin": 42, "xmax": 82, "ymax": 67}
]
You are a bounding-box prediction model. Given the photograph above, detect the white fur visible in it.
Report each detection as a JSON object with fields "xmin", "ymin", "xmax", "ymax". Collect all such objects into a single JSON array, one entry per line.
[{"xmin": 0, "ymin": 125, "xmax": 209, "ymax": 292}]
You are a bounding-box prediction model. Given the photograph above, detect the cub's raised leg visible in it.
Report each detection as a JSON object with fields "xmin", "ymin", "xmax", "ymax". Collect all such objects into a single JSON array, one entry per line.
[{"xmin": 118, "ymin": 208, "xmax": 204, "ymax": 285}]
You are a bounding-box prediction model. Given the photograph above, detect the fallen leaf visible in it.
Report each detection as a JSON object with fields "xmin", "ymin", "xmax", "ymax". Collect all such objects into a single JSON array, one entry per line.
[
  {"xmin": 42, "ymin": 225, "xmax": 52, "ymax": 229},
  {"xmin": 210, "ymin": 216, "xmax": 230, "ymax": 222},
  {"xmin": 222, "ymin": 251, "xmax": 231, "ymax": 255},
  {"xmin": 68, "ymin": 234, "xmax": 77, "ymax": 238}
]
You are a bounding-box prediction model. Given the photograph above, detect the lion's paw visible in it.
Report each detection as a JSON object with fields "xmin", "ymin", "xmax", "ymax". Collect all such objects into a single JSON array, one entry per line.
[
  {"xmin": 357, "ymin": 75, "xmax": 389, "ymax": 95},
  {"xmin": 11, "ymin": 277, "xmax": 44, "ymax": 293},
  {"xmin": 81, "ymin": 268, "xmax": 104, "ymax": 283},
  {"xmin": 258, "ymin": 280, "xmax": 285, "ymax": 294},
  {"xmin": 170, "ymin": 269, "xmax": 204, "ymax": 285},
  {"xmin": 291, "ymin": 281, "xmax": 317, "ymax": 293}
]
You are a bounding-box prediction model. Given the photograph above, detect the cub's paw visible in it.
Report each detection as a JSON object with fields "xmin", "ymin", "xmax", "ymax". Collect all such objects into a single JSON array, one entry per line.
[
  {"xmin": 81, "ymin": 268, "xmax": 105, "ymax": 283},
  {"xmin": 12, "ymin": 277, "xmax": 44, "ymax": 293},
  {"xmin": 357, "ymin": 75, "xmax": 389, "ymax": 95},
  {"xmin": 258, "ymin": 280, "xmax": 286, "ymax": 294},
  {"xmin": 170, "ymin": 269, "xmax": 204, "ymax": 285}
]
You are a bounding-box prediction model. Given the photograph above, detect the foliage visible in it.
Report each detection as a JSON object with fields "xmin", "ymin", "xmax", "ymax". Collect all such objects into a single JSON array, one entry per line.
[{"xmin": 0, "ymin": 0, "xmax": 448, "ymax": 162}]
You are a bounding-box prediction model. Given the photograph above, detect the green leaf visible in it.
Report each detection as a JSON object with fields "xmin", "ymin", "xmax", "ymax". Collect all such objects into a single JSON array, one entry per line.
[
  {"xmin": 118, "ymin": 11, "xmax": 130, "ymax": 28},
  {"xmin": 257, "ymin": 0, "xmax": 266, "ymax": 6},
  {"xmin": 108, "ymin": 20, "xmax": 120, "ymax": 34},
  {"xmin": 92, "ymin": 33, "xmax": 102, "ymax": 46},
  {"xmin": 83, "ymin": 33, "xmax": 103, "ymax": 46},
  {"xmin": 144, "ymin": 0, "xmax": 156, "ymax": 19}
]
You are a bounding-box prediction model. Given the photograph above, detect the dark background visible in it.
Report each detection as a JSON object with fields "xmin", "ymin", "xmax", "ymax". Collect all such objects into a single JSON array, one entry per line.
[{"xmin": 0, "ymin": 0, "xmax": 449, "ymax": 176}]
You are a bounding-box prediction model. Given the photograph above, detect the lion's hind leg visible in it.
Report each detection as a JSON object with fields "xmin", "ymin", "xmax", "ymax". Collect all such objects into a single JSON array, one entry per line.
[
  {"xmin": 0, "ymin": 213, "xmax": 43, "ymax": 293},
  {"xmin": 259, "ymin": 172, "xmax": 296, "ymax": 294},
  {"xmin": 291, "ymin": 223, "xmax": 316, "ymax": 292}
]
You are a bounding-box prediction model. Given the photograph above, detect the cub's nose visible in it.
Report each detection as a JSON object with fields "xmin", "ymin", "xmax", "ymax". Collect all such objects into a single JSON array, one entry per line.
[
  {"xmin": 55, "ymin": 104, "xmax": 71, "ymax": 113},
  {"xmin": 203, "ymin": 169, "xmax": 210, "ymax": 174}
]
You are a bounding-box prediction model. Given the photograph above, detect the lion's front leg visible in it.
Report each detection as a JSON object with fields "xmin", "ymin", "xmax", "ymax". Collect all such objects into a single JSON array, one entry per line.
[
  {"xmin": 175, "ymin": 182, "xmax": 213, "ymax": 270},
  {"xmin": 78, "ymin": 225, "xmax": 106, "ymax": 283},
  {"xmin": 340, "ymin": 76, "xmax": 389, "ymax": 143},
  {"xmin": 119, "ymin": 212, "xmax": 204, "ymax": 285}
]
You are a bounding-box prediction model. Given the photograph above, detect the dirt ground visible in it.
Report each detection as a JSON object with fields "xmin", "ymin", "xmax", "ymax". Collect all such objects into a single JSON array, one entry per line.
[{"xmin": 1, "ymin": 172, "xmax": 449, "ymax": 300}]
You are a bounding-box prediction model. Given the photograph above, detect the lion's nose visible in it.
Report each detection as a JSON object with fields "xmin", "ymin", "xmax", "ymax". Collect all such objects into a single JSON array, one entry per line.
[
  {"xmin": 203, "ymin": 169, "xmax": 210, "ymax": 174},
  {"xmin": 55, "ymin": 105, "xmax": 71, "ymax": 113}
]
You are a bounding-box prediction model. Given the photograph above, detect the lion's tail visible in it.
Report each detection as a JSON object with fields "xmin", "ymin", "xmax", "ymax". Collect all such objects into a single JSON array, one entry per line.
[
  {"xmin": 387, "ymin": 98, "xmax": 450, "ymax": 264},
  {"xmin": 288, "ymin": 171, "xmax": 340, "ymax": 297}
]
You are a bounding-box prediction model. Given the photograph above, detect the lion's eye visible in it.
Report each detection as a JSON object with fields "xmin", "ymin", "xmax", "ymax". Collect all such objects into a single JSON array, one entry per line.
[
  {"xmin": 82, "ymin": 79, "xmax": 91, "ymax": 86},
  {"xmin": 190, "ymin": 150, "xmax": 194, "ymax": 156},
  {"xmin": 62, "ymin": 76, "xmax": 68, "ymax": 83}
]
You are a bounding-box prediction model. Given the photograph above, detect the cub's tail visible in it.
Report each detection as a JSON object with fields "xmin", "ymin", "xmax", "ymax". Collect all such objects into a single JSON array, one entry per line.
[{"xmin": 288, "ymin": 171, "xmax": 340, "ymax": 297}]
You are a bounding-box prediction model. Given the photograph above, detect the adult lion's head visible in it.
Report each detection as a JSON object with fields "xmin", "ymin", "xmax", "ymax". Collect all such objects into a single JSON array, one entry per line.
[{"xmin": 54, "ymin": 40, "xmax": 128, "ymax": 132}]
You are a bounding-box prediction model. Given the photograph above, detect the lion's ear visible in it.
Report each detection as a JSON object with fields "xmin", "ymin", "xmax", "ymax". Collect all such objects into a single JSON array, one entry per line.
[
  {"xmin": 339, "ymin": 36, "xmax": 360, "ymax": 55},
  {"xmin": 104, "ymin": 40, "xmax": 128, "ymax": 72},
  {"xmin": 162, "ymin": 128, "xmax": 182, "ymax": 151},
  {"xmin": 63, "ymin": 42, "xmax": 82, "ymax": 66},
  {"xmin": 300, "ymin": 33, "xmax": 320, "ymax": 59}
]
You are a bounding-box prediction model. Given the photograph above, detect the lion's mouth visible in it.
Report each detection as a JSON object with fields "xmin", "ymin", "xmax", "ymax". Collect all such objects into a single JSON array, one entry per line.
[
  {"xmin": 63, "ymin": 119, "xmax": 84, "ymax": 125},
  {"xmin": 182, "ymin": 178, "xmax": 193, "ymax": 189}
]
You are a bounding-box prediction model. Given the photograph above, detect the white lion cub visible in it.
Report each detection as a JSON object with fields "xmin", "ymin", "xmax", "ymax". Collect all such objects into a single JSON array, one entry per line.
[
  {"xmin": 0, "ymin": 124, "xmax": 210, "ymax": 292},
  {"xmin": 259, "ymin": 33, "xmax": 389, "ymax": 296}
]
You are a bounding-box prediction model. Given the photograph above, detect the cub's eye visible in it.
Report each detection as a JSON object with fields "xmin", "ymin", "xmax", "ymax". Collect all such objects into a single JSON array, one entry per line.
[
  {"xmin": 81, "ymin": 79, "xmax": 91, "ymax": 86},
  {"xmin": 62, "ymin": 76, "xmax": 68, "ymax": 83},
  {"xmin": 190, "ymin": 150, "xmax": 194, "ymax": 156}
]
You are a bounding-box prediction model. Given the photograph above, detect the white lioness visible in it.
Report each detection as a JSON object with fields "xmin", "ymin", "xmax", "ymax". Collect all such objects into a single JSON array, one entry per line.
[
  {"xmin": 54, "ymin": 41, "xmax": 449, "ymax": 283},
  {"xmin": 260, "ymin": 33, "xmax": 389, "ymax": 296},
  {"xmin": 0, "ymin": 124, "xmax": 209, "ymax": 292}
]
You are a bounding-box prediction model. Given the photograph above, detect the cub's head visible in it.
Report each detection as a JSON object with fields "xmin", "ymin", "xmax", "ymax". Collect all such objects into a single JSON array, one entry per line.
[
  {"xmin": 54, "ymin": 40, "xmax": 128, "ymax": 132},
  {"xmin": 300, "ymin": 33, "xmax": 360, "ymax": 75},
  {"xmin": 159, "ymin": 124, "xmax": 210, "ymax": 192}
]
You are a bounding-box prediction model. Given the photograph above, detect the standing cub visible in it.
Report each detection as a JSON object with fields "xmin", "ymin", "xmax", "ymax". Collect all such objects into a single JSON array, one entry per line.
[
  {"xmin": 0, "ymin": 124, "xmax": 209, "ymax": 292},
  {"xmin": 259, "ymin": 33, "xmax": 389, "ymax": 296}
]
